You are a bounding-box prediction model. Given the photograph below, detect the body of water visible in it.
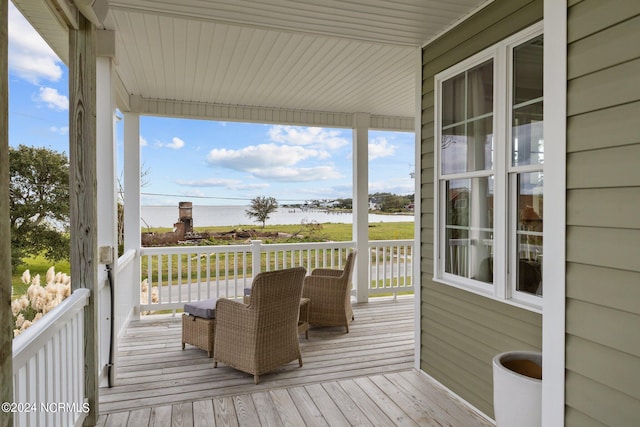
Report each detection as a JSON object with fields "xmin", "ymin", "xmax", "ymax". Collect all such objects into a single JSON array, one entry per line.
[{"xmin": 140, "ymin": 205, "xmax": 414, "ymax": 228}]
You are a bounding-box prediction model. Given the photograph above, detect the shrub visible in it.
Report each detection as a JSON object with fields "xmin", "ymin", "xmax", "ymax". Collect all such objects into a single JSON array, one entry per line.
[
  {"xmin": 12, "ymin": 267, "xmax": 71, "ymax": 337},
  {"xmin": 140, "ymin": 278, "xmax": 159, "ymax": 315}
]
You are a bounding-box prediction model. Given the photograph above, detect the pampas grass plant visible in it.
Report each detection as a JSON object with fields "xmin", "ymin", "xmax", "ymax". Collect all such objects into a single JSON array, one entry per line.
[{"xmin": 12, "ymin": 267, "xmax": 71, "ymax": 337}]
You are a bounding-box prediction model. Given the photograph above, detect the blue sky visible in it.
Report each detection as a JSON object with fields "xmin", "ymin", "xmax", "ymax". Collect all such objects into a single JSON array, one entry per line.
[{"xmin": 8, "ymin": 2, "xmax": 415, "ymax": 206}]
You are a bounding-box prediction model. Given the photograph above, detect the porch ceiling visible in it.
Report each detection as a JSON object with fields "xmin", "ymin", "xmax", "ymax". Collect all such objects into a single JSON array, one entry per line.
[{"xmin": 13, "ymin": 0, "xmax": 490, "ymax": 124}]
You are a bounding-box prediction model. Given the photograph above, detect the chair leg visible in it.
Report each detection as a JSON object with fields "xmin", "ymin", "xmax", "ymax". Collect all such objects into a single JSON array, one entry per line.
[
  {"xmin": 214, "ymin": 361, "xmax": 218, "ymax": 368},
  {"xmin": 182, "ymin": 342, "xmax": 185, "ymax": 350},
  {"xmin": 254, "ymin": 374, "xmax": 260, "ymax": 384},
  {"xmin": 298, "ymin": 356, "xmax": 303, "ymax": 367}
]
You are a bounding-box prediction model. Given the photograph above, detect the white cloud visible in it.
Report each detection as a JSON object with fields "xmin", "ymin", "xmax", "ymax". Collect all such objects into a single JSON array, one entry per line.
[
  {"xmin": 37, "ymin": 87, "xmax": 68, "ymax": 111},
  {"xmin": 140, "ymin": 136, "xmax": 148, "ymax": 147},
  {"xmin": 8, "ymin": 3, "xmax": 63, "ymax": 84},
  {"xmin": 49, "ymin": 126, "xmax": 68, "ymax": 135},
  {"xmin": 206, "ymin": 143, "xmax": 323, "ymax": 170},
  {"xmin": 369, "ymin": 137, "xmax": 396, "ymax": 160},
  {"xmin": 269, "ymin": 126, "xmax": 348, "ymax": 150},
  {"xmin": 168, "ymin": 137, "xmax": 185, "ymax": 149},
  {"xmin": 251, "ymin": 166, "xmax": 342, "ymax": 182},
  {"xmin": 369, "ymin": 178, "xmax": 414, "ymax": 195},
  {"xmin": 205, "ymin": 143, "xmax": 342, "ymax": 183},
  {"xmin": 180, "ymin": 189, "xmax": 206, "ymax": 198},
  {"xmin": 157, "ymin": 137, "xmax": 185, "ymax": 150},
  {"xmin": 176, "ymin": 178, "xmax": 269, "ymax": 191},
  {"xmin": 233, "ymin": 182, "xmax": 271, "ymax": 191}
]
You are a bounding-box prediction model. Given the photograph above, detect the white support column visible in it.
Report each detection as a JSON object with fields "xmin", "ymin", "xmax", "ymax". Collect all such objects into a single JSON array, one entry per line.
[
  {"xmin": 542, "ymin": 2, "xmax": 567, "ymax": 425},
  {"xmin": 352, "ymin": 113, "xmax": 370, "ymax": 303},
  {"xmin": 413, "ymin": 46, "xmax": 422, "ymax": 370},
  {"xmin": 123, "ymin": 109, "xmax": 141, "ymax": 319},
  {"xmin": 96, "ymin": 30, "xmax": 117, "ymax": 388},
  {"xmin": 96, "ymin": 45, "xmax": 117, "ymax": 254}
]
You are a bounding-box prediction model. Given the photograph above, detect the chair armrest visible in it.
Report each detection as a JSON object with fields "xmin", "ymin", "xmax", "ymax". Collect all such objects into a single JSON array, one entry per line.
[
  {"xmin": 302, "ymin": 275, "xmax": 349, "ymax": 301},
  {"xmin": 215, "ymin": 298, "xmax": 255, "ymax": 331},
  {"xmin": 215, "ymin": 297, "xmax": 247, "ymax": 312},
  {"xmin": 310, "ymin": 268, "xmax": 343, "ymax": 277},
  {"xmin": 214, "ymin": 298, "xmax": 258, "ymax": 360}
]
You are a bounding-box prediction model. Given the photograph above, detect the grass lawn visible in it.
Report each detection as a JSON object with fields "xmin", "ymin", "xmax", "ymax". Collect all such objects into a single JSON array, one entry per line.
[
  {"xmin": 11, "ymin": 256, "xmax": 71, "ymax": 298},
  {"xmin": 152, "ymin": 221, "xmax": 415, "ymax": 242},
  {"xmin": 12, "ymin": 221, "xmax": 414, "ymax": 298}
]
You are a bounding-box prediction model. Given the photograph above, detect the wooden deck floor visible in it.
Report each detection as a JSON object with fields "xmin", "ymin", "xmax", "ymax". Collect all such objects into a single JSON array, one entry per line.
[{"xmin": 98, "ymin": 296, "xmax": 493, "ymax": 426}]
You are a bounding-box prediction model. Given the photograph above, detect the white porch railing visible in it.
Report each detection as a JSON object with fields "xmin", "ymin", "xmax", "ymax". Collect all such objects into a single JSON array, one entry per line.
[
  {"xmin": 114, "ymin": 249, "xmax": 137, "ymax": 338},
  {"xmin": 139, "ymin": 239, "xmax": 413, "ymax": 312},
  {"xmin": 12, "ymin": 288, "xmax": 90, "ymax": 427},
  {"xmin": 368, "ymin": 240, "xmax": 414, "ymax": 296}
]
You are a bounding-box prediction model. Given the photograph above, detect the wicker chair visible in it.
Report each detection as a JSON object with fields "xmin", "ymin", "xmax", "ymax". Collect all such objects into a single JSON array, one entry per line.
[
  {"xmin": 302, "ymin": 250, "xmax": 356, "ymax": 333},
  {"xmin": 213, "ymin": 267, "xmax": 306, "ymax": 384}
]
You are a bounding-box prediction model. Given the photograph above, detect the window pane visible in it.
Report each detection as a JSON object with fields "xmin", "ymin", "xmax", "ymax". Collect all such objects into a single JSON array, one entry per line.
[
  {"xmin": 516, "ymin": 172, "xmax": 543, "ymax": 295},
  {"xmin": 512, "ymin": 101, "xmax": 543, "ymax": 166},
  {"xmin": 441, "ymin": 59, "xmax": 494, "ymax": 175},
  {"xmin": 445, "ymin": 177, "xmax": 494, "ymax": 283},
  {"xmin": 468, "ymin": 117, "xmax": 494, "ymax": 171},
  {"xmin": 512, "ymin": 34, "xmax": 543, "ymax": 167},
  {"xmin": 441, "ymin": 118, "xmax": 493, "ymax": 175},
  {"xmin": 442, "ymin": 73, "xmax": 465, "ymax": 126},
  {"xmin": 513, "ymin": 35, "xmax": 543, "ymax": 105},
  {"xmin": 467, "ymin": 60, "xmax": 494, "ymax": 118},
  {"xmin": 441, "ymin": 125, "xmax": 466, "ymax": 175}
]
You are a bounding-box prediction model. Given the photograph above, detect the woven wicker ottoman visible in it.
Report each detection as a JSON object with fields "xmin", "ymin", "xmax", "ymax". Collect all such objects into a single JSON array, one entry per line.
[{"xmin": 182, "ymin": 298, "xmax": 217, "ymax": 357}]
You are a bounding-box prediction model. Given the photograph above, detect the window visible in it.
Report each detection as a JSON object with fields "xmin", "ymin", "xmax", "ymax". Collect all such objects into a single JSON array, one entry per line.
[{"xmin": 434, "ymin": 23, "xmax": 543, "ymax": 310}]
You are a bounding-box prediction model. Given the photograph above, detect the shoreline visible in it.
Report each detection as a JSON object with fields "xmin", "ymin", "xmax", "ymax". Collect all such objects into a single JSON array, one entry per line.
[
  {"xmin": 141, "ymin": 205, "xmax": 414, "ymax": 228},
  {"xmin": 144, "ymin": 219, "xmax": 415, "ymax": 232}
]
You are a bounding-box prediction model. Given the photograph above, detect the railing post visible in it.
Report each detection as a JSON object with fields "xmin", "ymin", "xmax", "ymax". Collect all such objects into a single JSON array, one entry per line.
[{"xmin": 251, "ymin": 240, "xmax": 262, "ymax": 278}]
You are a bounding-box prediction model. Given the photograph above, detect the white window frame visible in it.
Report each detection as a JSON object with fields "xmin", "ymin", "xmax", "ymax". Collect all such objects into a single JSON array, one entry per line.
[{"xmin": 433, "ymin": 22, "xmax": 544, "ymax": 312}]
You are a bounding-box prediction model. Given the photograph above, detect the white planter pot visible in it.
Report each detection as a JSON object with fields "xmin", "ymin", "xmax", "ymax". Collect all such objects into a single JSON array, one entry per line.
[{"xmin": 492, "ymin": 351, "xmax": 542, "ymax": 427}]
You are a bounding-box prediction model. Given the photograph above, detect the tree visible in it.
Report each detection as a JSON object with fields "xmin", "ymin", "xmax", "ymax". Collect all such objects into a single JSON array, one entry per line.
[
  {"xmin": 9, "ymin": 145, "xmax": 70, "ymax": 271},
  {"xmin": 335, "ymin": 198, "xmax": 352, "ymax": 209},
  {"xmin": 246, "ymin": 196, "xmax": 278, "ymax": 228},
  {"xmin": 370, "ymin": 192, "xmax": 413, "ymax": 212},
  {"xmin": 380, "ymin": 194, "xmax": 407, "ymax": 212},
  {"xmin": 116, "ymin": 164, "xmax": 150, "ymax": 255}
]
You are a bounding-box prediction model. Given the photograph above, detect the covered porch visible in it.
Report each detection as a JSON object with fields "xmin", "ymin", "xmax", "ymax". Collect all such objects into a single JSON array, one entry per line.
[
  {"xmin": 98, "ymin": 296, "xmax": 492, "ymax": 427},
  {"xmin": 0, "ymin": 0, "xmax": 516, "ymax": 426}
]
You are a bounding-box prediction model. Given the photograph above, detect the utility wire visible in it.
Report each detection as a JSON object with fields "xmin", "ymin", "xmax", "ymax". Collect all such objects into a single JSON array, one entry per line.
[
  {"xmin": 10, "ymin": 111, "xmax": 67, "ymax": 126},
  {"xmin": 141, "ymin": 192, "xmax": 313, "ymax": 203}
]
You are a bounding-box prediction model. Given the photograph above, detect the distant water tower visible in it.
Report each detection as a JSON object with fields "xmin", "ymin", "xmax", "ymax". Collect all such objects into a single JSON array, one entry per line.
[{"xmin": 178, "ymin": 202, "xmax": 193, "ymax": 233}]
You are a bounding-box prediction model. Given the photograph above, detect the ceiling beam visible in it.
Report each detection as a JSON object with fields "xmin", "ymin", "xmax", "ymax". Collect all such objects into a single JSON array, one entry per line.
[{"xmin": 124, "ymin": 96, "xmax": 414, "ymax": 131}]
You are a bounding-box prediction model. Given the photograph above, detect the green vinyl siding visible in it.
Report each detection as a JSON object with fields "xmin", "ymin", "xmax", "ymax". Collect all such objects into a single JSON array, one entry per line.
[
  {"xmin": 567, "ymin": 101, "xmax": 640, "ymax": 152},
  {"xmin": 568, "ymin": 188, "xmax": 640, "ymax": 229},
  {"xmin": 419, "ymin": 0, "xmax": 543, "ymax": 417},
  {"xmin": 566, "ymin": 0, "xmax": 640, "ymax": 425}
]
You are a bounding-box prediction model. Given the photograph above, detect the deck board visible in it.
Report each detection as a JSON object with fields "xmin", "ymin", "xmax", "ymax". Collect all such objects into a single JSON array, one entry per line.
[{"xmin": 98, "ymin": 296, "xmax": 494, "ymax": 426}]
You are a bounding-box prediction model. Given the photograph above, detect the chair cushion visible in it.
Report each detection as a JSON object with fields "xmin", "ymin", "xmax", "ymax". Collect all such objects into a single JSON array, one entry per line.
[{"xmin": 184, "ymin": 298, "xmax": 217, "ymax": 319}]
